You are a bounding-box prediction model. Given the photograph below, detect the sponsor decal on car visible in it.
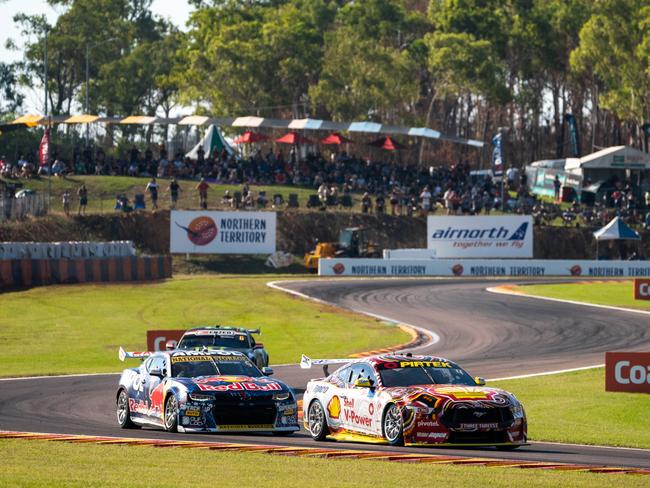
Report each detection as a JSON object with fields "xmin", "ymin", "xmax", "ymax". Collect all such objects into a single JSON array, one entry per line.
[
  {"xmin": 343, "ymin": 409, "xmax": 372, "ymax": 427},
  {"xmin": 217, "ymin": 424, "xmax": 275, "ymax": 431},
  {"xmin": 327, "ymin": 396, "xmax": 341, "ymax": 419},
  {"xmin": 459, "ymin": 423, "xmax": 500, "ymax": 430},
  {"xmin": 196, "ymin": 381, "xmax": 282, "ymax": 392},
  {"xmin": 171, "ymin": 355, "xmax": 215, "ymax": 363},
  {"xmin": 432, "ymin": 387, "xmax": 490, "ymax": 400},
  {"xmin": 184, "ymin": 409, "xmax": 201, "ymax": 417}
]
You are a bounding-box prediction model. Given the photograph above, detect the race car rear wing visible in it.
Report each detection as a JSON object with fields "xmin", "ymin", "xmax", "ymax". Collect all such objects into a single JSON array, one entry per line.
[
  {"xmin": 118, "ymin": 347, "xmax": 151, "ymax": 362},
  {"xmin": 300, "ymin": 354, "xmax": 352, "ymax": 376}
]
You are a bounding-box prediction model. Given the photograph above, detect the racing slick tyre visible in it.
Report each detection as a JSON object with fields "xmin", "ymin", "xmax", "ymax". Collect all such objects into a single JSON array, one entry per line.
[
  {"xmin": 307, "ymin": 400, "xmax": 330, "ymax": 441},
  {"xmin": 116, "ymin": 389, "xmax": 138, "ymax": 429},
  {"xmin": 382, "ymin": 404, "xmax": 404, "ymax": 446},
  {"xmin": 164, "ymin": 395, "xmax": 179, "ymax": 432}
]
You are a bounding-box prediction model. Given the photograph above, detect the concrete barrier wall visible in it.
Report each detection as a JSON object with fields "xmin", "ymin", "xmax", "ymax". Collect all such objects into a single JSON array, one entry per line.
[{"xmin": 0, "ymin": 255, "xmax": 172, "ymax": 288}]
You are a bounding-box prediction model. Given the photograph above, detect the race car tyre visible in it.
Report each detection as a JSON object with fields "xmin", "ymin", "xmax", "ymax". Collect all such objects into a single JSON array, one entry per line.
[
  {"xmin": 308, "ymin": 400, "xmax": 330, "ymax": 441},
  {"xmin": 382, "ymin": 404, "xmax": 404, "ymax": 446},
  {"xmin": 164, "ymin": 395, "xmax": 179, "ymax": 432},
  {"xmin": 116, "ymin": 389, "xmax": 138, "ymax": 429}
]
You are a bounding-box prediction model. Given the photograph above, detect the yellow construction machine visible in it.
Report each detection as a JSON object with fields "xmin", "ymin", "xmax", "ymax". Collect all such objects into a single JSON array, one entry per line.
[{"xmin": 304, "ymin": 227, "xmax": 381, "ymax": 273}]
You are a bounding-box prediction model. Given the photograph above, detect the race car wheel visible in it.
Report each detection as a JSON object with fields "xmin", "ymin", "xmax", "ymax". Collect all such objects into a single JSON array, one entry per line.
[
  {"xmin": 116, "ymin": 389, "xmax": 137, "ymax": 429},
  {"xmin": 164, "ymin": 395, "xmax": 178, "ymax": 432},
  {"xmin": 382, "ymin": 404, "xmax": 404, "ymax": 446},
  {"xmin": 308, "ymin": 400, "xmax": 329, "ymax": 441}
]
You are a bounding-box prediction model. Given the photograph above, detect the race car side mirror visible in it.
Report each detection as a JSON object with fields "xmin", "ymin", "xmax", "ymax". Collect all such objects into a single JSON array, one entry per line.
[
  {"xmin": 262, "ymin": 367, "xmax": 274, "ymax": 376},
  {"xmin": 354, "ymin": 378, "xmax": 373, "ymax": 388},
  {"xmin": 165, "ymin": 340, "xmax": 176, "ymax": 351},
  {"xmin": 150, "ymin": 368, "xmax": 164, "ymax": 378},
  {"xmin": 475, "ymin": 377, "xmax": 486, "ymax": 386}
]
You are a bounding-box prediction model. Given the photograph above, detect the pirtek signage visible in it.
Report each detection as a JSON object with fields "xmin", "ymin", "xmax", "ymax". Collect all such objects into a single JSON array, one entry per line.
[
  {"xmin": 605, "ymin": 352, "xmax": 650, "ymax": 393},
  {"xmin": 633, "ymin": 279, "xmax": 650, "ymax": 300}
]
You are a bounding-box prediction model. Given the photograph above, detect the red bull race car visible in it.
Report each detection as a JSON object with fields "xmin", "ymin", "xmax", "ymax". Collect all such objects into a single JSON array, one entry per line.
[
  {"xmin": 116, "ymin": 348, "xmax": 298, "ymax": 434},
  {"xmin": 301, "ymin": 354, "xmax": 527, "ymax": 448}
]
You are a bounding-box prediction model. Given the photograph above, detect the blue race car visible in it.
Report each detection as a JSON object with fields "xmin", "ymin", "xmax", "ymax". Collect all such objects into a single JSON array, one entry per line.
[
  {"xmin": 116, "ymin": 348, "xmax": 298, "ymax": 434},
  {"xmin": 175, "ymin": 326, "xmax": 270, "ymax": 369}
]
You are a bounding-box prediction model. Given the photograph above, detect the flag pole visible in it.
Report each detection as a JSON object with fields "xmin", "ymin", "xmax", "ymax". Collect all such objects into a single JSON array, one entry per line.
[{"xmin": 44, "ymin": 27, "xmax": 52, "ymax": 212}]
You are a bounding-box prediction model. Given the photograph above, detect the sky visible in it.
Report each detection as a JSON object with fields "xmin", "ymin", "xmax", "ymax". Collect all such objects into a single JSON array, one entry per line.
[{"xmin": 0, "ymin": 0, "xmax": 192, "ymax": 112}]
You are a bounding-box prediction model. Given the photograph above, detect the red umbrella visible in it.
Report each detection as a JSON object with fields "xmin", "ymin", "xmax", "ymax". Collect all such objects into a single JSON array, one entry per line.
[
  {"xmin": 275, "ymin": 131, "xmax": 314, "ymax": 145},
  {"xmin": 319, "ymin": 132, "xmax": 353, "ymax": 145},
  {"xmin": 234, "ymin": 131, "xmax": 268, "ymax": 144},
  {"xmin": 368, "ymin": 136, "xmax": 405, "ymax": 151}
]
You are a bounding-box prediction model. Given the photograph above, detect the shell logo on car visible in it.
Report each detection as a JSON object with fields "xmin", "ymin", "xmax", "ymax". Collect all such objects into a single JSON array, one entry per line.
[{"xmin": 327, "ymin": 395, "xmax": 341, "ymax": 419}]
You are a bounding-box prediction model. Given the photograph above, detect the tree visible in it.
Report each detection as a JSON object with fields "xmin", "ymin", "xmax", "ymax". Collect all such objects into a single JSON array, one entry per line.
[
  {"xmin": 0, "ymin": 63, "xmax": 25, "ymax": 116},
  {"xmin": 571, "ymin": 0, "xmax": 650, "ymax": 147}
]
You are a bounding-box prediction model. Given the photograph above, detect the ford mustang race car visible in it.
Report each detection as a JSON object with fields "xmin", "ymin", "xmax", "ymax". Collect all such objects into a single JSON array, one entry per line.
[
  {"xmin": 175, "ymin": 326, "xmax": 269, "ymax": 368},
  {"xmin": 301, "ymin": 354, "xmax": 527, "ymax": 448},
  {"xmin": 116, "ymin": 348, "xmax": 298, "ymax": 434}
]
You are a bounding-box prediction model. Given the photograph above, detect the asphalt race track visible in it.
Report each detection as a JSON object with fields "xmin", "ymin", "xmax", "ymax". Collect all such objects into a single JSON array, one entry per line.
[{"xmin": 2, "ymin": 278, "xmax": 650, "ymax": 469}]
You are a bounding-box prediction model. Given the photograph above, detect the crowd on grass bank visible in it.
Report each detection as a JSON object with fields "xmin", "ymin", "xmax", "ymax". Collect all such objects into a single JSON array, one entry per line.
[{"xmin": 2, "ymin": 145, "xmax": 650, "ymax": 229}]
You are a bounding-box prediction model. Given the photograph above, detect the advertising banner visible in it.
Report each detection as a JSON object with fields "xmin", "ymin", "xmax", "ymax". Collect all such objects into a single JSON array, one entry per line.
[
  {"xmin": 633, "ymin": 279, "xmax": 650, "ymax": 300},
  {"xmin": 427, "ymin": 216, "xmax": 533, "ymax": 258},
  {"xmin": 319, "ymin": 258, "xmax": 650, "ymax": 278},
  {"xmin": 147, "ymin": 330, "xmax": 185, "ymax": 352},
  {"xmin": 605, "ymin": 352, "xmax": 650, "ymax": 393},
  {"xmin": 170, "ymin": 211, "xmax": 276, "ymax": 254},
  {"xmin": 491, "ymin": 132, "xmax": 504, "ymax": 177}
]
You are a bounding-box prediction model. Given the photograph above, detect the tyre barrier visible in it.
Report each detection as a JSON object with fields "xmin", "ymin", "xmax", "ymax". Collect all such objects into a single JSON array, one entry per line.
[{"xmin": 0, "ymin": 255, "xmax": 172, "ymax": 288}]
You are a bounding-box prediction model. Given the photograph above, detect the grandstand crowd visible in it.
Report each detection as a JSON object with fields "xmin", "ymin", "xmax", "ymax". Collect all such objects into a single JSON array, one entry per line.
[{"xmin": 1, "ymin": 144, "xmax": 648, "ymax": 229}]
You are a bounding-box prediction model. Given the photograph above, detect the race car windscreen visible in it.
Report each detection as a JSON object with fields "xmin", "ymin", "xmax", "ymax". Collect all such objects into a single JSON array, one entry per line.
[
  {"xmin": 178, "ymin": 333, "xmax": 250, "ymax": 350},
  {"xmin": 171, "ymin": 355, "xmax": 261, "ymax": 378},
  {"xmin": 377, "ymin": 360, "xmax": 476, "ymax": 387}
]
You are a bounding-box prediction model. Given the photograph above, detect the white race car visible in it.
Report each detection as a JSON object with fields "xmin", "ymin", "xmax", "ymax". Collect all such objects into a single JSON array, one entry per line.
[{"xmin": 301, "ymin": 353, "xmax": 527, "ymax": 448}]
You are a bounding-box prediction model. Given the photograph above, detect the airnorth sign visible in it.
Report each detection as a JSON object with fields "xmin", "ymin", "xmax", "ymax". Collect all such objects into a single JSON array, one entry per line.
[{"xmin": 427, "ymin": 216, "xmax": 533, "ymax": 258}]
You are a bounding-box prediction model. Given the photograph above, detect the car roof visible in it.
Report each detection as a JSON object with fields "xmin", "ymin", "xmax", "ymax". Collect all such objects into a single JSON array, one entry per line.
[
  {"xmin": 184, "ymin": 326, "xmax": 248, "ymax": 335},
  {"xmin": 167, "ymin": 349, "xmax": 246, "ymax": 358}
]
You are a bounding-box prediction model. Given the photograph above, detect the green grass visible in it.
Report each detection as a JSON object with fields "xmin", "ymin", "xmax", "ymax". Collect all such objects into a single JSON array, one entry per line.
[
  {"xmin": 2, "ymin": 175, "xmax": 346, "ymax": 214},
  {"xmin": 494, "ymin": 367, "xmax": 650, "ymax": 449},
  {"xmin": 2, "ymin": 439, "xmax": 645, "ymax": 488},
  {"xmin": 517, "ymin": 280, "xmax": 650, "ymax": 310},
  {"xmin": 0, "ymin": 275, "xmax": 408, "ymax": 377}
]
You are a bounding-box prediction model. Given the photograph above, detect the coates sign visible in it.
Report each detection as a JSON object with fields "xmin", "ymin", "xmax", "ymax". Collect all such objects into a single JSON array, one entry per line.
[
  {"xmin": 427, "ymin": 216, "xmax": 533, "ymax": 259},
  {"xmin": 633, "ymin": 279, "xmax": 650, "ymax": 300},
  {"xmin": 606, "ymin": 352, "xmax": 650, "ymax": 394},
  {"xmin": 170, "ymin": 211, "xmax": 276, "ymax": 254},
  {"xmin": 147, "ymin": 330, "xmax": 185, "ymax": 352}
]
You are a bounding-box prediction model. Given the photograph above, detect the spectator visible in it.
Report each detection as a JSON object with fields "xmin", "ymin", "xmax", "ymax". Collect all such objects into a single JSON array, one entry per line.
[
  {"xmin": 77, "ymin": 184, "xmax": 88, "ymax": 215},
  {"xmin": 145, "ymin": 177, "xmax": 159, "ymax": 210},
  {"xmin": 361, "ymin": 192, "xmax": 372, "ymax": 214},
  {"xmin": 62, "ymin": 190, "xmax": 71, "ymax": 217},
  {"xmin": 420, "ymin": 186, "xmax": 432, "ymax": 214},
  {"xmin": 196, "ymin": 177, "xmax": 209, "ymax": 209},
  {"xmin": 443, "ymin": 187, "xmax": 456, "ymax": 215},
  {"xmin": 168, "ymin": 177, "xmax": 181, "ymax": 209},
  {"xmin": 553, "ymin": 175, "xmax": 561, "ymax": 201},
  {"xmin": 317, "ymin": 182, "xmax": 329, "ymax": 207},
  {"xmin": 389, "ymin": 187, "xmax": 400, "ymax": 215}
]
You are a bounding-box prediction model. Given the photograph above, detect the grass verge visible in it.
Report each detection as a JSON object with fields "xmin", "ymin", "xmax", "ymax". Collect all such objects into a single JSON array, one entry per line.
[
  {"xmin": 2, "ymin": 439, "xmax": 645, "ymax": 488},
  {"xmin": 2, "ymin": 175, "xmax": 341, "ymax": 214},
  {"xmin": 494, "ymin": 367, "xmax": 650, "ymax": 449},
  {"xmin": 0, "ymin": 275, "xmax": 408, "ymax": 377},
  {"xmin": 513, "ymin": 280, "xmax": 650, "ymax": 310}
]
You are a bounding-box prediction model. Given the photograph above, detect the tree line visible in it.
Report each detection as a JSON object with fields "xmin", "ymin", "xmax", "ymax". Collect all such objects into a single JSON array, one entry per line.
[{"xmin": 1, "ymin": 0, "xmax": 650, "ymax": 167}]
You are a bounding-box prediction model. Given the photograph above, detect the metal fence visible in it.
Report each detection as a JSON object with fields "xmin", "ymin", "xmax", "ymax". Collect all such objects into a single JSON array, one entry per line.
[{"xmin": 0, "ymin": 194, "xmax": 48, "ymax": 221}]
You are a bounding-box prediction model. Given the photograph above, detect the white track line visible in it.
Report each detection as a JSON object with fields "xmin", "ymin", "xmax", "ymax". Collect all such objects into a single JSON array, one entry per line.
[
  {"xmin": 489, "ymin": 364, "xmax": 604, "ymax": 382},
  {"xmin": 0, "ymin": 372, "xmax": 120, "ymax": 382},
  {"xmin": 487, "ymin": 285, "xmax": 650, "ymax": 316},
  {"xmin": 266, "ymin": 280, "xmax": 439, "ymax": 352}
]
